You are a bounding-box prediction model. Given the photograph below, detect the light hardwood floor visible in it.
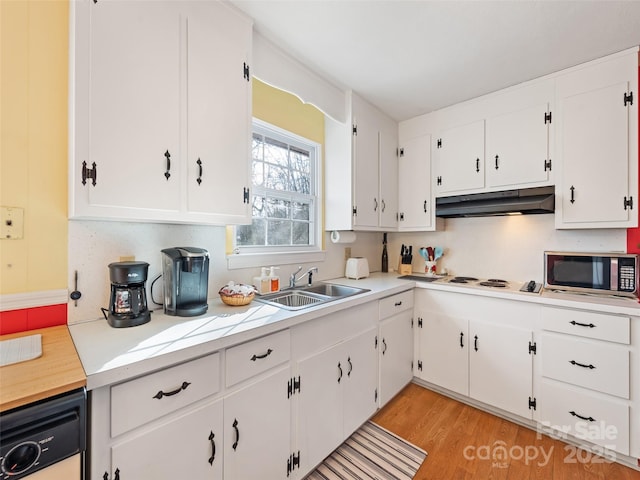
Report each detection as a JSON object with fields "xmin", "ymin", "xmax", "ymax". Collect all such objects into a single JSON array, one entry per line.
[{"xmin": 372, "ymin": 383, "xmax": 640, "ymax": 480}]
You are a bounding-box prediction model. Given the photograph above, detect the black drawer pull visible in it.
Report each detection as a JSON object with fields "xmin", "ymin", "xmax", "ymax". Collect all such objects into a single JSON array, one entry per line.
[
  {"xmin": 460, "ymin": 332, "xmax": 464, "ymax": 348},
  {"xmin": 232, "ymin": 419, "xmax": 240, "ymax": 450},
  {"xmin": 250, "ymin": 348, "xmax": 273, "ymax": 361},
  {"xmin": 570, "ymin": 410, "xmax": 595, "ymax": 422},
  {"xmin": 152, "ymin": 381, "xmax": 191, "ymax": 399},
  {"xmin": 569, "ymin": 360, "xmax": 595, "ymax": 369},
  {"xmin": 337, "ymin": 362, "xmax": 343, "ymax": 383},
  {"xmin": 570, "ymin": 320, "xmax": 595, "ymax": 328},
  {"xmin": 382, "ymin": 339, "xmax": 387, "ymax": 355},
  {"xmin": 208, "ymin": 431, "xmax": 216, "ymax": 465},
  {"xmin": 347, "ymin": 356, "xmax": 353, "ymax": 376},
  {"xmin": 394, "ymin": 301, "xmax": 402, "ymax": 307},
  {"xmin": 474, "ymin": 335, "xmax": 479, "ymax": 352}
]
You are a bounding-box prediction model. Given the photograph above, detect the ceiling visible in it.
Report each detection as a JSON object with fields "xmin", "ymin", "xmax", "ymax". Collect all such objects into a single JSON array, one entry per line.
[{"xmin": 230, "ymin": 0, "xmax": 640, "ymax": 122}]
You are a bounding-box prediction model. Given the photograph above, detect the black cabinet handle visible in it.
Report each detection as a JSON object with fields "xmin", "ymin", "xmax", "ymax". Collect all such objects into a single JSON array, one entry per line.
[
  {"xmin": 337, "ymin": 362, "xmax": 343, "ymax": 383},
  {"xmin": 570, "ymin": 320, "xmax": 595, "ymax": 328},
  {"xmin": 232, "ymin": 419, "xmax": 239, "ymax": 451},
  {"xmin": 570, "ymin": 410, "xmax": 595, "ymax": 422},
  {"xmin": 208, "ymin": 431, "xmax": 216, "ymax": 465},
  {"xmin": 197, "ymin": 158, "xmax": 203, "ymax": 185},
  {"xmin": 374, "ymin": 198, "xmax": 378, "ymax": 212},
  {"xmin": 394, "ymin": 301, "xmax": 402, "ymax": 307},
  {"xmin": 347, "ymin": 356, "xmax": 353, "ymax": 377},
  {"xmin": 460, "ymin": 332, "xmax": 464, "ymax": 348},
  {"xmin": 474, "ymin": 335, "xmax": 478, "ymax": 352},
  {"xmin": 569, "ymin": 360, "xmax": 595, "ymax": 369},
  {"xmin": 164, "ymin": 150, "xmax": 171, "ymax": 180},
  {"xmin": 381, "ymin": 199, "xmax": 386, "ymax": 212},
  {"xmin": 250, "ymin": 348, "xmax": 273, "ymax": 361},
  {"xmin": 570, "ymin": 185, "xmax": 575, "ymax": 204},
  {"xmin": 476, "ymin": 158, "xmax": 480, "ymax": 173},
  {"xmin": 114, "ymin": 469, "xmax": 120, "ymax": 480},
  {"xmin": 495, "ymin": 155, "xmax": 499, "ymax": 170},
  {"xmin": 423, "ymin": 200, "xmax": 427, "ymax": 213},
  {"xmin": 382, "ymin": 339, "xmax": 387, "ymax": 355},
  {"xmin": 152, "ymin": 381, "xmax": 191, "ymax": 399},
  {"xmin": 103, "ymin": 473, "xmax": 109, "ymax": 480}
]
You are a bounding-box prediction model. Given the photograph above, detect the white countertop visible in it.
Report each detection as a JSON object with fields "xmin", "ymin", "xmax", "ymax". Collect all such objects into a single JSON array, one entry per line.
[
  {"xmin": 70, "ymin": 272, "xmax": 640, "ymax": 391},
  {"xmin": 69, "ymin": 274, "xmax": 412, "ymax": 390}
]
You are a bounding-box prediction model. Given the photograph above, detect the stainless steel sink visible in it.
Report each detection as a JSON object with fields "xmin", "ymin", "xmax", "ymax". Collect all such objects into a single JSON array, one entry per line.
[
  {"xmin": 254, "ymin": 283, "xmax": 369, "ymax": 310},
  {"xmin": 297, "ymin": 283, "xmax": 370, "ymax": 298}
]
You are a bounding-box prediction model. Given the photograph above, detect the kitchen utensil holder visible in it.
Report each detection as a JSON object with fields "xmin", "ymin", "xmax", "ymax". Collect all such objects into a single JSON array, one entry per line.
[{"xmin": 398, "ymin": 260, "xmax": 412, "ymax": 275}]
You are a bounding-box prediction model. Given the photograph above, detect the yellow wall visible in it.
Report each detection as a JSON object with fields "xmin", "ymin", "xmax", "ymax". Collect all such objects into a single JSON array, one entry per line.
[
  {"xmin": 252, "ymin": 78, "xmax": 324, "ymax": 145},
  {"xmin": 0, "ymin": 0, "xmax": 69, "ymax": 294}
]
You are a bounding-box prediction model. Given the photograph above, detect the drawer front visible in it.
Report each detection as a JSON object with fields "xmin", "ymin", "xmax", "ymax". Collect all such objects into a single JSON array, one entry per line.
[
  {"xmin": 539, "ymin": 380, "xmax": 629, "ymax": 455},
  {"xmin": 379, "ymin": 290, "xmax": 414, "ymax": 318},
  {"xmin": 111, "ymin": 352, "xmax": 221, "ymax": 437},
  {"xmin": 540, "ymin": 333, "xmax": 629, "ymax": 398},
  {"xmin": 226, "ymin": 329, "xmax": 290, "ymax": 387},
  {"xmin": 541, "ymin": 307, "xmax": 630, "ymax": 344}
]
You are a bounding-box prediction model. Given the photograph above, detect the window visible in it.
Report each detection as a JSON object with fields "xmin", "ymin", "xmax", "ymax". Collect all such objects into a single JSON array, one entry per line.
[{"xmin": 235, "ymin": 119, "xmax": 320, "ymax": 252}]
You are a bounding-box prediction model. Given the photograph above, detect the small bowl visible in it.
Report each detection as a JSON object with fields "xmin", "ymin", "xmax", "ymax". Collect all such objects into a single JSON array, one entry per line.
[{"xmin": 219, "ymin": 292, "xmax": 255, "ymax": 306}]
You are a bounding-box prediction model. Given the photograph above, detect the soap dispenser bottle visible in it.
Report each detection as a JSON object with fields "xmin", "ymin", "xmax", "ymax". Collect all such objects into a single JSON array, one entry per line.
[
  {"xmin": 269, "ymin": 267, "xmax": 280, "ymax": 292},
  {"xmin": 254, "ymin": 267, "xmax": 270, "ymax": 294}
]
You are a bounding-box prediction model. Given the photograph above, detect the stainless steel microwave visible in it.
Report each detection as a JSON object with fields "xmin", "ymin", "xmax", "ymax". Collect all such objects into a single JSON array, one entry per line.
[{"xmin": 544, "ymin": 251, "xmax": 639, "ymax": 298}]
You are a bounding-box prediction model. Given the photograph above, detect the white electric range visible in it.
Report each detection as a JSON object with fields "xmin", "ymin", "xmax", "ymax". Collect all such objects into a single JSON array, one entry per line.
[{"xmin": 400, "ymin": 274, "xmax": 543, "ymax": 295}]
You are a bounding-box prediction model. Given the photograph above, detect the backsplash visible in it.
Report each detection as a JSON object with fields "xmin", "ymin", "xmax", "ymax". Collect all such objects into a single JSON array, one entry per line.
[
  {"xmin": 388, "ymin": 214, "xmax": 626, "ymax": 281},
  {"xmin": 67, "ymin": 221, "xmax": 381, "ymax": 324}
]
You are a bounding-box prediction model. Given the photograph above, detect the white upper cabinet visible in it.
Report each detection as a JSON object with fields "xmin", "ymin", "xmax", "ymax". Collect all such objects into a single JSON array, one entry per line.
[
  {"xmin": 397, "ymin": 133, "xmax": 434, "ymax": 231},
  {"xmin": 485, "ymin": 103, "xmax": 551, "ymax": 188},
  {"xmin": 325, "ymin": 92, "xmax": 398, "ymax": 231},
  {"xmin": 555, "ymin": 49, "xmax": 638, "ymax": 229},
  {"xmin": 70, "ymin": 0, "xmax": 252, "ymax": 225},
  {"xmin": 433, "ymin": 120, "xmax": 485, "ymax": 195}
]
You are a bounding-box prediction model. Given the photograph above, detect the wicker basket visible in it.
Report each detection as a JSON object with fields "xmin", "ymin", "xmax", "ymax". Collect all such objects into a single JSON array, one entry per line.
[{"xmin": 219, "ymin": 291, "xmax": 255, "ymax": 306}]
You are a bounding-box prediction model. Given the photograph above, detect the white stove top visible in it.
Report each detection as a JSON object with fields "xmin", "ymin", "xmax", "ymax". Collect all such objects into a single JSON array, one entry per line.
[{"xmin": 402, "ymin": 274, "xmax": 542, "ymax": 294}]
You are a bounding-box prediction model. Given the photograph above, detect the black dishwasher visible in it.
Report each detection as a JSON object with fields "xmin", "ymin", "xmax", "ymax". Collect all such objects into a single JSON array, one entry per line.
[{"xmin": 0, "ymin": 387, "xmax": 86, "ymax": 479}]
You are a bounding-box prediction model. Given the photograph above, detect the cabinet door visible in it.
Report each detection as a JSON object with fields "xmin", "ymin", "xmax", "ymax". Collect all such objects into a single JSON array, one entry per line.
[
  {"xmin": 398, "ymin": 134, "xmax": 432, "ymax": 230},
  {"xmin": 185, "ymin": 1, "xmax": 251, "ymax": 223},
  {"xmin": 379, "ymin": 311, "xmax": 414, "ymax": 406},
  {"xmin": 556, "ymin": 53, "xmax": 638, "ymax": 228},
  {"xmin": 224, "ymin": 366, "xmax": 291, "ymax": 479},
  {"xmin": 352, "ymin": 100, "xmax": 380, "ymax": 229},
  {"xmin": 469, "ymin": 320, "xmax": 533, "ymax": 419},
  {"xmin": 343, "ymin": 327, "xmax": 379, "ymax": 436},
  {"xmin": 486, "ymin": 103, "xmax": 550, "ymax": 188},
  {"xmin": 296, "ymin": 342, "xmax": 343, "ymax": 475},
  {"xmin": 417, "ymin": 312, "xmax": 469, "ymax": 396},
  {"xmin": 111, "ymin": 399, "xmax": 223, "ymax": 479},
  {"xmin": 379, "ymin": 127, "xmax": 399, "ymax": 229},
  {"xmin": 433, "ymin": 120, "xmax": 485, "ymax": 195},
  {"xmin": 78, "ymin": 0, "xmax": 181, "ymax": 216}
]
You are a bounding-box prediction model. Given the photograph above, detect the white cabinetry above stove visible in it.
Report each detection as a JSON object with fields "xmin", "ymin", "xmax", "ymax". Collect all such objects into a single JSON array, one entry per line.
[{"xmin": 70, "ymin": 0, "xmax": 252, "ymax": 225}]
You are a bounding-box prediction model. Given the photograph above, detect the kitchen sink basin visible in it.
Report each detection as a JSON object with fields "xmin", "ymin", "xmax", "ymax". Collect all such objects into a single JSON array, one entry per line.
[{"xmin": 254, "ymin": 283, "xmax": 370, "ymax": 310}]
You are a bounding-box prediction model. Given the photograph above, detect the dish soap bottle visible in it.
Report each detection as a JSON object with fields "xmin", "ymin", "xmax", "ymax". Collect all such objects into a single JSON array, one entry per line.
[
  {"xmin": 253, "ymin": 267, "xmax": 270, "ymax": 294},
  {"xmin": 269, "ymin": 266, "xmax": 280, "ymax": 292},
  {"xmin": 382, "ymin": 233, "xmax": 389, "ymax": 273}
]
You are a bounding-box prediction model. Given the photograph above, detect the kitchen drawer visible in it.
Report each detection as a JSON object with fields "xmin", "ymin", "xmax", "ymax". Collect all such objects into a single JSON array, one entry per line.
[
  {"xmin": 541, "ymin": 306, "xmax": 630, "ymax": 344},
  {"xmin": 540, "ymin": 333, "xmax": 629, "ymax": 398},
  {"xmin": 539, "ymin": 379, "xmax": 629, "ymax": 455},
  {"xmin": 111, "ymin": 352, "xmax": 221, "ymax": 437},
  {"xmin": 226, "ymin": 329, "xmax": 290, "ymax": 387},
  {"xmin": 379, "ymin": 290, "xmax": 414, "ymax": 318}
]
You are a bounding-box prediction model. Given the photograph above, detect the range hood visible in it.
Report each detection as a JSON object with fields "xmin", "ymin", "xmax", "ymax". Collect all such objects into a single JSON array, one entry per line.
[{"xmin": 436, "ymin": 186, "xmax": 555, "ymax": 218}]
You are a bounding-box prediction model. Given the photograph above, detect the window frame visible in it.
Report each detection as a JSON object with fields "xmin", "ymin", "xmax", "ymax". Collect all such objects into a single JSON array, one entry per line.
[{"xmin": 233, "ymin": 118, "xmax": 323, "ymax": 256}]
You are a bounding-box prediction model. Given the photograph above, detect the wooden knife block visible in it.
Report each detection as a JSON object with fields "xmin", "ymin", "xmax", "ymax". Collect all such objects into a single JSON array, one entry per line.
[{"xmin": 397, "ymin": 258, "xmax": 412, "ymax": 275}]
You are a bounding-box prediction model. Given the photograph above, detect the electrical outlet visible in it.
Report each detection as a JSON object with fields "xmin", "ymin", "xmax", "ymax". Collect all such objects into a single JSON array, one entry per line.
[
  {"xmin": 344, "ymin": 247, "xmax": 351, "ymax": 260},
  {"xmin": 1, "ymin": 206, "xmax": 24, "ymax": 239}
]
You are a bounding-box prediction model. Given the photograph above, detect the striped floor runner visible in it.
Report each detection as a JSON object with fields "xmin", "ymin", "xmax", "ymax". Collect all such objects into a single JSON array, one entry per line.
[{"xmin": 304, "ymin": 421, "xmax": 427, "ymax": 480}]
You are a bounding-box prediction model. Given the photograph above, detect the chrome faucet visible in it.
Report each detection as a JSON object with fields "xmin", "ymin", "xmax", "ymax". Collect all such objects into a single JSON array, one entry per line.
[{"xmin": 289, "ymin": 266, "xmax": 318, "ymax": 288}]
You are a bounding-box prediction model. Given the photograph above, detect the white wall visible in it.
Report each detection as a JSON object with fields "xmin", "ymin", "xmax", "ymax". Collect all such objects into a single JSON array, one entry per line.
[
  {"xmin": 388, "ymin": 214, "xmax": 626, "ymax": 282},
  {"xmin": 67, "ymin": 221, "xmax": 381, "ymax": 324}
]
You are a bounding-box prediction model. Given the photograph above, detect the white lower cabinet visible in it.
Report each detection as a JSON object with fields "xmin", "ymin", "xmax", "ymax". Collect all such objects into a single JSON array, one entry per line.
[
  {"xmin": 537, "ymin": 306, "xmax": 634, "ymax": 456},
  {"xmin": 223, "ymin": 366, "xmax": 291, "ymax": 479},
  {"xmin": 414, "ymin": 289, "xmax": 536, "ymax": 420},
  {"xmin": 379, "ymin": 291, "xmax": 414, "ymax": 405},
  {"xmin": 110, "ymin": 399, "xmax": 223, "ymax": 479}
]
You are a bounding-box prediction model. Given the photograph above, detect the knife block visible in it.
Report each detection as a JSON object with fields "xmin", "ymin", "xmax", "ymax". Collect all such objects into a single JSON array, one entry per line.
[{"xmin": 397, "ymin": 258, "xmax": 412, "ymax": 275}]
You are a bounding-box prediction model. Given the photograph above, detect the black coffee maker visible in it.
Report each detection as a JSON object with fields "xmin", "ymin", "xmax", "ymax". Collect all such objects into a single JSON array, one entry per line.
[
  {"xmin": 104, "ymin": 261, "xmax": 151, "ymax": 328},
  {"xmin": 161, "ymin": 247, "xmax": 209, "ymax": 316}
]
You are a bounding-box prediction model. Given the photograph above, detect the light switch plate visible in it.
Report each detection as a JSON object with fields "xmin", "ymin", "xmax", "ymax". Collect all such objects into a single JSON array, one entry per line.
[{"xmin": 1, "ymin": 206, "xmax": 24, "ymax": 239}]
